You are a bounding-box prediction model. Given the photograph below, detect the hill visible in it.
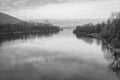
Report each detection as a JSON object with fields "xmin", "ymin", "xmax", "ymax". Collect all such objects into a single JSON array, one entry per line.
[{"xmin": 0, "ymin": 12, "xmax": 22, "ymax": 24}]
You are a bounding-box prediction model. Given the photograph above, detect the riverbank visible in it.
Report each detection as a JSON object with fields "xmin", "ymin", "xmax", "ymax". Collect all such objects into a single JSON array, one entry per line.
[
  {"xmin": 73, "ymin": 11, "xmax": 120, "ymax": 54},
  {"xmin": 74, "ymin": 31, "xmax": 120, "ymax": 54}
]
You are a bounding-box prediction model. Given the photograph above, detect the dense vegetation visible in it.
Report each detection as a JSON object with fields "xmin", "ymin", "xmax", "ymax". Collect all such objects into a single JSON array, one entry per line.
[
  {"xmin": 74, "ymin": 11, "xmax": 120, "ymax": 48},
  {"xmin": 0, "ymin": 22, "xmax": 60, "ymax": 34}
]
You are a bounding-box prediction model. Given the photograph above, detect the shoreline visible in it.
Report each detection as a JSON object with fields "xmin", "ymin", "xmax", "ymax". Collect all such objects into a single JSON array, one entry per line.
[
  {"xmin": 74, "ymin": 31, "xmax": 120, "ymax": 54},
  {"xmin": 0, "ymin": 30, "xmax": 61, "ymax": 35}
]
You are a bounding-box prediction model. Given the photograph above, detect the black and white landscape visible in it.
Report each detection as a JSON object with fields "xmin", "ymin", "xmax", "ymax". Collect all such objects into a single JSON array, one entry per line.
[{"xmin": 0, "ymin": 0, "xmax": 120, "ymax": 80}]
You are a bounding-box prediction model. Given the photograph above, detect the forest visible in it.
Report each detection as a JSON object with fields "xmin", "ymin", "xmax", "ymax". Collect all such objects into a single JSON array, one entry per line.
[
  {"xmin": 74, "ymin": 11, "xmax": 120, "ymax": 48},
  {"xmin": 0, "ymin": 22, "xmax": 60, "ymax": 34}
]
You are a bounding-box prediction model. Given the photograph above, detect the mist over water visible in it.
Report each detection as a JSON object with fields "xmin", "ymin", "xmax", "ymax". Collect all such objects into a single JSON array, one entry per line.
[{"xmin": 0, "ymin": 29, "xmax": 119, "ymax": 80}]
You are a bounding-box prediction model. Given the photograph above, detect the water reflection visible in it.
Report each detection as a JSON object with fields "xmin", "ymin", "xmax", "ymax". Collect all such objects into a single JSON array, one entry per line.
[
  {"xmin": 75, "ymin": 34, "xmax": 104, "ymax": 45},
  {"xmin": 74, "ymin": 32, "xmax": 120, "ymax": 79},
  {"xmin": 0, "ymin": 31, "xmax": 59, "ymax": 46},
  {"xmin": 104, "ymin": 46, "xmax": 120, "ymax": 78},
  {"xmin": 75, "ymin": 35, "xmax": 94, "ymax": 44},
  {"xmin": 0, "ymin": 29, "xmax": 119, "ymax": 80}
]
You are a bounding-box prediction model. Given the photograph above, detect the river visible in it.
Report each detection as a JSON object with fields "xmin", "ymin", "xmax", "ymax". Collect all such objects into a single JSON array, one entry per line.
[{"xmin": 0, "ymin": 29, "xmax": 119, "ymax": 80}]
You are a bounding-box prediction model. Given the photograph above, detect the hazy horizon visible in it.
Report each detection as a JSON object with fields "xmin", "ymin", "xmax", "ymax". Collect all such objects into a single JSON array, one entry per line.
[
  {"xmin": 39, "ymin": 18, "xmax": 107, "ymax": 27},
  {"xmin": 0, "ymin": 11, "xmax": 107, "ymax": 27}
]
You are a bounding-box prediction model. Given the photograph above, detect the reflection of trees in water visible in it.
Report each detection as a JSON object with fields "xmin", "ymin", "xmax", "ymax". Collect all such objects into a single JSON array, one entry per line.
[
  {"xmin": 0, "ymin": 31, "xmax": 59, "ymax": 45},
  {"xmin": 75, "ymin": 33, "xmax": 102, "ymax": 45},
  {"xmin": 102, "ymin": 43, "xmax": 120, "ymax": 78},
  {"xmin": 74, "ymin": 33, "xmax": 120, "ymax": 78},
  {"xmin": 75, "ymin": 34, "xmax": 94, "ymax": 44},
  {"xmin": 108, "ymin": 51, "xmax": 120, "ymax": 77}
]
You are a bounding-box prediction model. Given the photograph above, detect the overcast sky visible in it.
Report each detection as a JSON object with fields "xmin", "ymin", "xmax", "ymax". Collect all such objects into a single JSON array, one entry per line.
[{"xmin": 0, "ymin": 0, "xmax": 120, "ymax": 19}]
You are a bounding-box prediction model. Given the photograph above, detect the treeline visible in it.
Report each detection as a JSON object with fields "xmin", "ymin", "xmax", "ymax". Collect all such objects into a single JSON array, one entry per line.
[
  {"xmin": 0, "ymin": 22, "xmax": 60, "ymax": 34},
  {"xmin": 74, "ymin": 11, "xmax": 120, "ymax": 48}
]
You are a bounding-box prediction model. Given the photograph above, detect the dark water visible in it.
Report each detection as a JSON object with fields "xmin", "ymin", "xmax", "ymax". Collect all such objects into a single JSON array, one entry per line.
[{"xmin": 0, "ymin": 29, "xmax": 119, "ymax": 80}]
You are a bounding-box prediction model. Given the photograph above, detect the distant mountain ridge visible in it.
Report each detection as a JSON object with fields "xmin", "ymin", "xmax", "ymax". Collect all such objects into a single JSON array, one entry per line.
[
  {"xmin": 0, "ymin": 12, "xmax": 107, "ymax": 27},
  {"xmin": 49, "ymin": 18, "xmax": 107, "ymax": 27},
  {"xmin": 27, "ymin": 19, "xmax": 53, "ymax": 26},
  {"xmin": 0, "ymin": 12, "xmax": 22, "ymax": 24},
  {"xmin": 28, "ymin": 18, "xmax": 107, "ymax": 27}
]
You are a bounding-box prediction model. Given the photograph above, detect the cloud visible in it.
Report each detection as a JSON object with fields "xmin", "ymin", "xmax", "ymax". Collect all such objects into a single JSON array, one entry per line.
[
  {"xmin": 0, "ymin": 0, "xmax": 113, "ymax": 11},
  {"xmin": 0, "ymin": 0, "xmax": 69, "ymax": 11},
  {"xmin": 0, "ymin": 0, "xmax": 120, "ymax": 19},
  {"xmin": 8, "ymin": 0, "xmax": 119, "ymax": 20}
]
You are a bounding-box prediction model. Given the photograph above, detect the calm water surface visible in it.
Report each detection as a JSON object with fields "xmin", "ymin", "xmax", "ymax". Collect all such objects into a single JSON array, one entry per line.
[{"xmin": 0, "ymin": 29, "xmax": 119, "ymax": 80}]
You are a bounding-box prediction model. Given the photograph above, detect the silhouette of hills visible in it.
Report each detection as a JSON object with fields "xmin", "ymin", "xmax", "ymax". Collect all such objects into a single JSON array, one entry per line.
[{"xmin": 0, "ymin": 12, "xmax": 22, "ymax": 24}]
